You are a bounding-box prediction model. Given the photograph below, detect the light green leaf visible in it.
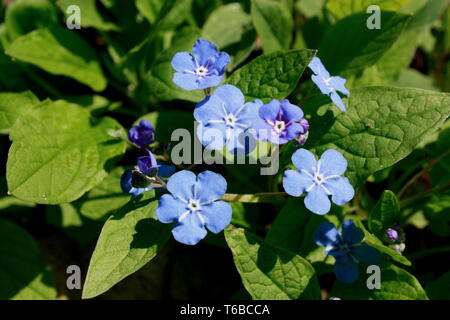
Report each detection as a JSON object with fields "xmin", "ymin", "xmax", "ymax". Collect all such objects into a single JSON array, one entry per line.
[
  {"xmin": 225, "ymin": 226, "xmax": 321, "ymax": 300},
  {"xmin": 0, "ymin": 218, "xmax": 57, "ymax": 300},
  {"xmin": 251, "ymin": 0, "xmax": 293, "ymax": 53},
  {"xmin": 408, "ymin": 0, "xmax": 449, "ymax": 29},
  {"xmin": 326, "ymin": 0, "xmax": 412, "ymax": 20},
  {"xmin": 396, "ymin": 68, "xmax": 439, "ymax": 91},
  {"xmin": 368, "ymin": 190, "xmax": 401, "ymax": 236},
  {"xmin": 6, "ymin": 27, "xmax": 107, "ymax": 91},
  {"xmin": 331, "ymin": 264, "xmax": 428, "ymax": 300},
  {"xmin": 226, "ymin": 49, "xmax": 316, "ymax": 102},
  {"xmin": 0, "ymin": 91, "xmax": 39, "ymax": 134},
  {"xmin": 319, "ymin": 12, "xmax": 411, "ymax": 75},
  {"xmin": 307, "ymin": 87, "xmax": 450, "ymax": 188},
  {"xmin": 82, "ymin": 191, "xmax": 172, "ymax": 299},
  {"xmin": 354, "ymin": 220, "xmax": 411, "ymax": 266},
  {"xmin": 136, "ymin": 0, "xmax": 192, "ymax": 30},
  {"xmin": 7, "ymin": 100, "xmax": 126, "ymax": 204},
  {"xmin": 58, "ymin": 0, "xmax": 119, "ymax": 31}
]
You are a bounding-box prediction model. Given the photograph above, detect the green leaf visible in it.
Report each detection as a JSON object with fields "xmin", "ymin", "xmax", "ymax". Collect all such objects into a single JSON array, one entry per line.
[
  {"xmin": 82, "ymin": 191, "xmax": 172, "ymax": 299},
  {"xmin": 0, "ymin": 218, "xmax": 57, "ymax": 300},
  {"xmin": 368, "ymin": 190, "xmax": 401, "ymax": 236},
  {"xmin": 0, "ymin": 91, "xmax": 39, "ymax": 134},
  {"xmin": 136, "ymin": 0, "xmax": 192, "ymax": 30},
  {"xmin": 408, "ymin": 0, "xmax": 449, "ymax": 29},
  {"xmin": 225, "ymin": 226, "xmax": 321, "ymax": 300},
  {"xmin": 426, "ymin": 271, "xmax": 450, "ymax": 300},
  {"xmin": 326, "ymin": 0, "xmax": 412, "ymax": 20},
  {"xmin": 331, "ymin": 263, "xmax": 428, "ymax": 300},
  {"xmin": 226, "ymin": 49, "xmax": 316, "ymax": 102},
  {"xmin": 6, "ymin": 27, "xmax": 107, "ymax": 91},
  {"xmin": 396, "ymin": 68, "xmax": 439, "ymax": 91},
  {"xmin": 77, "ymin": 167, "xmax": 130, "ymax": 221},
  {"xmin": 7, "ymin": 100, "xmax": 126, "ymax": 204},
  {"xmin": 251, "ymin": 0, "xmax": 293, "ymax": 53},
  {"xmin": 58, "ymin": 0, "xmax": 119, "ymax": 31},
  {"xmin": 5, "ymin": 0, "xmax": 58, "ymax": 41},
  {"xmin": 354, "ymin": 220, "xmax": 411, "ymax": 266},
  {"xmin": 319, "ymin": 12, "xmax": 411, "ymax": 75},
  {"xmin": 307, "ymin": 87, "xmax": 450, "ymax": 188}
]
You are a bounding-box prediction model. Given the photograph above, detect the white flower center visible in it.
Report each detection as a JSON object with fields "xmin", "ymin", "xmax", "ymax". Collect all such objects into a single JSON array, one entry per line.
[
  {"xmin": 313, "ymin": 172, "xmax": 325, "ymax": 185},
  {"xmin": 195, "ymin": 66, "xmax": 208, "ymax": 77},
  {"xmin": 273, "ymin": 120, "xmax": 286, "ymax": 134},
  {"xmin": 224, "ymin": 114, "xmax": 237, "ymax": 127},
  {"xmin": 187, "ymin": 199, "xmax": 201, "ymax": 212}
]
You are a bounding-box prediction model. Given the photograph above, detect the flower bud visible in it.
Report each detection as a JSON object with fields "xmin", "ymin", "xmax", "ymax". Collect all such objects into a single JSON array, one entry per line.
[{"xmin": 128, "ymin": 120, "xmax": 155, "ymax": 147}]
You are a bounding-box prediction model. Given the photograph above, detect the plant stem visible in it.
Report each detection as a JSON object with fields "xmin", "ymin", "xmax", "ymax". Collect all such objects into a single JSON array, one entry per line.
[{"xmin": 220, "ymin": 192, "xmax": 288, "ymax": 204}]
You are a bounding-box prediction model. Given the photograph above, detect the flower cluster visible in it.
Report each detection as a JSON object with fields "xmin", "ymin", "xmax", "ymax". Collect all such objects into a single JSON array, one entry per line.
[{"xmin": 315, "ymin": 220, "xmax": 380, "ymax": 283}]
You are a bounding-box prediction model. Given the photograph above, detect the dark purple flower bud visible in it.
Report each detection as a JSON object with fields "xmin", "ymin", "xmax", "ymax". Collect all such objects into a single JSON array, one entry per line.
[
  {"xmin": 294, "ymin": 118, "xmax": 310, "ymax": 146},
  {"xmin": 137, "ymin": 152, "xmax": 159, "ymax": 177},
  {"xmin": 128, "ymin": 120, "xmax": 155, "ymax": 147},
  {"xmin": 386, "ymin": 228, "xmax": 399, "ymax": 241}
]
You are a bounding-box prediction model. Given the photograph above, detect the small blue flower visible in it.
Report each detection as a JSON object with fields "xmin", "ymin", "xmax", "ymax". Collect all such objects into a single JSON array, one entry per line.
[
  {"xmin": 194, "ymin": 84, "xmax": 262, "ymax": 153},
  {"xmin": 308, "ymin": 57, "xmax": 350, "ymax": 112},
  {"xmin": 156, "ymin": 170, "xmax": 232, "ymax": 245},
  {"xmin": 137, "ymin": 153, "xmax": 159, "ymax": 177},
  {"xmin": 252, "ymin": 99, "xmax": 309, "ymax": 144},
  {"xmin": 315, "ymin": 220, "xmax": 380, "ymax": 283},
  {"xmin": 283, "ymin": 149, "xmax": 355, "ymax": 215},
  {"xmin": 128, "ymin": 120, "xmax": 155, "ymax": 148},
  {"xmin": 171, "ymin": 39, "xmax": 230, "ymax": 90}
]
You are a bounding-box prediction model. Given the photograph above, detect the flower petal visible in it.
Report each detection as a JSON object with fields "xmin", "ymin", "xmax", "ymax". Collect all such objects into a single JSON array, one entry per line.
[
  {"xmin": 194, "ymin": 95, "xmax": 226, "ymax": 122},
  {"xmin": 172, "ymin": 213, "xmax": 207, "ymax": 245},
  {"xmin": 173, "ymin": 72, "xmax": 199, "ymax": 90},
  {"xmin": 308, "ymin": 57, "xmax": 330, "ymax": 77},
  {"xmin": 280, "ymin": 99, "xmax": 304, "ymax": 122},
  {"xmin": 226, "ymin": 128, "xmax": 257, "ymax": 156},
  {"xmin": 291, "ymin": 148, "xmax": 317, "ymax": 174},
  {"xmin": 196, "ymin": 121, "xmax": 227, "ymax": 150},
  {"xmin": 197, "ymin": 74, "xmax": 223, "ymax": 89},
  {"xmin": 167, "ymin": 170, "xmax": 197, "ymax": 201},
  {"xmin": 259, "ymin": 99, "xmax": 280, "ymax": 122},
  {"xmin": 283, "ymin": 122, "xmax": 304, "ymax": 141},
  {"xmin": 283, "ymin": 170, "xmax": 313, "ymax": 197},
  {"xmin": 314, "ymin": 222, "xmax": 340, "ymax": 248},
  {"xmin": 155, "ymin": 194, "xmax": 187, "ymax": 223},
  {"xmin": 192, "ymin": 39, "xmax": 219, "ymax": 66},
  {"xmin": 213, "ymin": 84, "xmax": 245, "ymax": 114},
  {"xmin": 319, "ymin": 149, "xmax": 348, "ymax": 176},
  {"xmin": 351, "ymin": 243, "xmax": 381, "ymax": 265},
  {"xmin": 304, "ymin": 185, "xmax": 331, "ymax": 215},
  {"xmin": 236, "ymin": 100, "xmax": 263, "ymax": 126},
  {"xmin": 210, "ymin": 51, "xmax": 230, "ymax": 75},
  {"xmin": 201, "ymin": 201, "xmax": 232, "ymax": 234},
  {"xmin": 341, "ymin": 219, "xmax": 364, "ymax": 245},
  {"xmin": 171, "ymin": 52, "xmax": 196, "ymax": 72},
  {"xmin": 324, "ymin": 177, "xmax": 355, "ymax": 205},
  {"xmin": 158, "ymin": 164, "xmax": 176, "ymax": 178},
  {"xmin": 312, "ymin": 74, "xmax": 332, "ymax": 95},
  {"xmin": 334, "ymin": 255, "xmax": 359, "ymax": 283},
  {"xmin": 330, "ymin": 76, "xmax": 349, "ymax": 96},
  {"xmin": 330, "ymin": 91, "xmax": 346, "ymax": 112},
  {"xmin": 197, "ymin": 171, "xmax": 227, "ymax": 203}
]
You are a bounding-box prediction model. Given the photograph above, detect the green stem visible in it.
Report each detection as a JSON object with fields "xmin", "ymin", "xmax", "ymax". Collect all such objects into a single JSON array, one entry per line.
[
  {"xmin": 220, "ymin": 192, "xmax": 288, "ymax": 204},
  {"xmin": 400, "ymin": 182, "xmax": 450, "ymax": 209}
]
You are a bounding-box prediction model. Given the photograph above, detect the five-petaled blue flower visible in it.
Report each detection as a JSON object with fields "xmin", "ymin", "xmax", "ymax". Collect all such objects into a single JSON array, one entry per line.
[
  {"xmin": 156, "ymin": 170, "xmax": 232, "ymax": 245},
  {"xmin": 308, "ymin": 57, "xmax": 350, "ymax": 112},
  {"xmin": 171, "ymin": 39, "xmax": 230, "ymax": 90},
  {"xmin": 252, "ymin": 99, "xmax": 309, "ymax": 144},
  {"xmin": 128, "ymin": 120, "xmax": 155, "ymax": 148},
  {"xmin": 283, "ymin": 148, "xmax": 355, "ymax": 215},
  {"xmin": 121, "ymin": 152, "xmax": 175, "ymax": 197},
  {"xmin": 194, "ymin": 84, "xmax": 262, "ymax": 154},
  {"xmin": 315, "ymin": 220, "xmax": 380, "ymax": 283}
]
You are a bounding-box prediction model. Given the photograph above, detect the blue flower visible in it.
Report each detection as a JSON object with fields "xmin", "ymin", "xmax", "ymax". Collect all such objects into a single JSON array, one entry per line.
[
  {"xmin": 308, "ymin": 57, "xmax": 350, "ymax": 112},
  {"xmin": 128, "ymin": 120, "xmax": 155, "ymax": 148},
  {"xmin": 314, "ymin": 220, "xmax": 380, "ymax": 283},
  {"xmin": 171, "ymin": 39, "xmax": 230, "ymax": 90},
  {"xmin": 283, "ymin": 148, "xmax": 355, "ymax": 215},
  {"xmin": 156, "ymin": 170, "xmax": 232, "ymax": 245},
  {"xmin": 194, "ymin": 84, "xmax": 262, "ymax": 153},
  {"xmin": 252, "ymin": 99, "xmax": 309, "ymax": 144}
]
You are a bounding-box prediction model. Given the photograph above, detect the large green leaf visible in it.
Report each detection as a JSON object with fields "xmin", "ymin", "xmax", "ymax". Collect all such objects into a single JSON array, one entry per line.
[
  {"xmin": 0, "ymin": 218, "xmax": 57, "ymax": 300},
  {"xmin": 82, "ymin": 191, "xmax": 172, "ymax": 299},
  {"xmin": 251, "ymin": 0, "xmax": 293, "ymax": 53},
  {"xmin": 226, "ymin": 49, "xmax": 316, "ymax": 102},
  {"xmin": 225, "ymin": 226, "xmax": 321, "ymax": 300},
  {"xmin": 319, "ymin": 12, "xmax": 411, "ymax": 75},
  {"xmin": 6, "ymin": 27, "xmax": 107, "ymax": 91},
  {"xmin": 368, "ymin": 190, "xmax": 401, "ymax": 236},
  {"xmin": 326, "ymin": 0, "xmax": 412, "ymax": 20},
  {"xmin": 426, "ymin": 271, "xmax": 450, "ymax": 300},
  {"xmin": 306, "ymin": 87, "xmax": 450, "ymax": 188},
  {"xmin": 136, "ymin": 0, "xmax": 192, "ymax": 30},
  {"xmin": 331, "ymin": 264, "xmax": 428, "ymax": 300},
  {"xmin": 0, "ymin": 91, "xmax": 39, "ymax": 134},
  {"xmin": 7, "ymin": 100, "xmax": 126, "ymax": 204}
]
